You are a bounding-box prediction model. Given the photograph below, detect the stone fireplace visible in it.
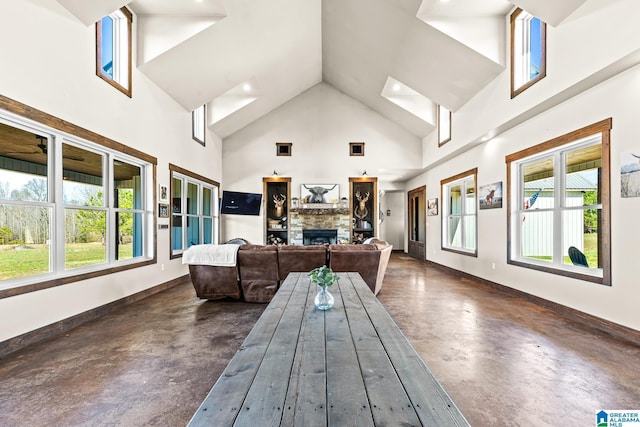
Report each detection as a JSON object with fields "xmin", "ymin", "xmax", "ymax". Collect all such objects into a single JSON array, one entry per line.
[
  {"xmin": 303, "ymin": 229, "xmax": 338, "ymax": 245},
  {"xmin": 289, "ymin": 208, "xmax": 350, "ymax": 245}
]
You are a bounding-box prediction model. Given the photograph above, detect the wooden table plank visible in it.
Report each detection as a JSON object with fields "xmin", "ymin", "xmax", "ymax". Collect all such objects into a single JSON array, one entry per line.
[
  {"xmin": 281, "ymin": 277, "xmax": 327, "ymax": 426},
  {"xmin": 325, "ymin": 281, "xmax": 375, "ymax": 426},
  {"xmin": 339, "ymin": 277, "xmax": 423, "ymax": 426},
  {"xmin": 188, "ymin": 275, "xmax": 298, "ymax": 426},
  {"xmin": 233, "ymin": 274, "xmax": 309, "ymax": 426},
  {"xmin": 349, "ymin": 272, "xmax": 471, "ymax": 427}
]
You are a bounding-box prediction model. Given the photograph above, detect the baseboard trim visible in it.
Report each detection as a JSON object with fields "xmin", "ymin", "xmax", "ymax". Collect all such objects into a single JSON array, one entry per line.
[
  {"xmin": 0, "ymin": 275, "xmax": 190, "ymax": 358},
  {"xmin": 426, "ymin": 260, "xmax": 640, "ymax": 347}
]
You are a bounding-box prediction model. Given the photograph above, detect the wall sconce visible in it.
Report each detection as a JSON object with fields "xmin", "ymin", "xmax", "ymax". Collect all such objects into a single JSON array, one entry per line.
[
  {"xmin": 272, "ymin": 170, "xmax": 278, "ymax": 176},
  {"xmin": 362, "ymin": 170, "xmax": 367, "ymax": 176}
]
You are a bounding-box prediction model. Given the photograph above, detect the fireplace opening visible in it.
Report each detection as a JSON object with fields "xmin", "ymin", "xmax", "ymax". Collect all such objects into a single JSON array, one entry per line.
[{"xmin": 303, "ymin": 229, "xmax": 338, "ymax": 246}]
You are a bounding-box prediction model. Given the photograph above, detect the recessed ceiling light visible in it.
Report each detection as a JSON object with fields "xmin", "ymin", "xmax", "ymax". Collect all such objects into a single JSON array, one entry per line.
[
  {"xmin": 392, "ymin": 83, "xmax": 401, "ymax": 92},
  {"xmin": 243, "ymin": 83, "xmax": 251, "ymax": 92},
  {"xmin": 195, "ymin": 0, "xmax": 204, "ymax": 3}
]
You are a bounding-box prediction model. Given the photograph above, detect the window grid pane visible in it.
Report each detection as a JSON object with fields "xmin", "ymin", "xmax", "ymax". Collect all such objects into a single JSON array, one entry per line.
[
  {"xmin": 63, "ymin": 145, "xmax": 103, "ymax": 207},
  {"xmin": 521, "ymin": 210, "xmax": 553, "ymax": 261},
  {"xmin": 64, "ymin": 207, "xmax": 107, "ymax": 270},
  {"xmin": 0, "ymin": 205, "xmax": 51, "ymax": 280}
]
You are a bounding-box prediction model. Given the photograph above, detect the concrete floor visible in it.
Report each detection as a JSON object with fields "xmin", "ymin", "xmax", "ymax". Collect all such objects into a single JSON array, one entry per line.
[{"xmin": 1, "ymin": 253, "xmax": 638, "ymax": 426}]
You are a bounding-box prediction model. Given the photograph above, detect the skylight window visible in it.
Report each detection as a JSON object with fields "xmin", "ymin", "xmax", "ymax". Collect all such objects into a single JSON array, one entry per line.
[
  {"xmin": 96, "ymin": 7, "xmax": 132, "ymax": 97},
  {"xmin": 381, "ymin": 77, "xmax": 433, "ymax": 123},
  {"xmin": 210, "ymin": 81, "xmax": 258, "ymax": 124},
  {"xmin": 510, "ymin": 8, "xmax": 546, "ymax": 98}
]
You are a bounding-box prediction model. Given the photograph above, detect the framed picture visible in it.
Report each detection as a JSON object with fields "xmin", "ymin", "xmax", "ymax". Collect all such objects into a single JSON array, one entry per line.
[
  {"xmin": 159, "ymin": 185, "xmax": 168, "ymax": 203},
  {"xmin": 158, "ymin": 203, "xmax": 169, "ymax": 218},
  {"xmin": 621, "ymin": 152, "xmax": 640, "ymax": 197},
  {"xmin": 301, "ymin": 184, "xmax": 340, "ymax": 204},
  {"xmin": 479, "ymin": 181, "xmax": 503, "ymax": 209},
  {"xmin": 427, "ymin": 198, "xmax": 438, "ymax": 216}
]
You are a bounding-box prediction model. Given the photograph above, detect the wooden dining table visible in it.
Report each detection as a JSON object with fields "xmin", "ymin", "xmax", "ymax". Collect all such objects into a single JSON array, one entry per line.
[{"xmin": 188, "ymin": 271, "xmax": 470, "ymax": 426}]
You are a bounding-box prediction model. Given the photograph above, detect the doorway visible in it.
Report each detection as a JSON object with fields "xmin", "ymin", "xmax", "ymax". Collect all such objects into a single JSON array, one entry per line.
[{"xmin": 408, "ymin": 185, "xmax": 426, "ymax": 260}]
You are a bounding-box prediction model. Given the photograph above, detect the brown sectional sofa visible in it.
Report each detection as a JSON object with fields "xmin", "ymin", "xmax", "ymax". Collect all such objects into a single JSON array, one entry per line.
[
  {"xmin": 328, "ymin": 239, "xmax": 392, "ymax": 296},
  {"xmin": 187, "ymin": 239, "xmax": 392, "ymax": 303}
]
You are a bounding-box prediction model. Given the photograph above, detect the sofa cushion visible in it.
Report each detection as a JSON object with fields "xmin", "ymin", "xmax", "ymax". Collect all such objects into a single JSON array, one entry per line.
[{"xmin": 277, "ymin": 245, "xmax": 327, "ymax": 282}]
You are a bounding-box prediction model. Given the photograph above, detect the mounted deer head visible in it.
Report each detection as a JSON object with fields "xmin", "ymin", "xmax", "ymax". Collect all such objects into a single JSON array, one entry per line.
[
  {"xmin": 354, "ymin": 191, "xmax": 370, "ymax": 219},
  {"xmin": 273, "ymin": 194, "xmax": 286, "ymax": 218}
]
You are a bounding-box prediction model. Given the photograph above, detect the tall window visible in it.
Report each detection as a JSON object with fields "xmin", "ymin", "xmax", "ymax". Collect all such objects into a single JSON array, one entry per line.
[
  {"xmin": 96, "ymin": 7, "xmax": 132, "ymax": 97},
  {"xmin": 437, "ymin": 105, "xmax": 451, "ymax": 146},
  {"xmin": 506, "ymin": 119, "xmax": 611, "ymax": 285},
  {"xmin": 510, "ymin": 8, "xmax": 546, "ymax": 98},
  {"xmin": 169, "ymin": 164, "xmax": 219, "ymax": 257},
  {"xmin": 0, "ymin": 101, "xmax": 155, "ymax": 295},
  {"xmin": 192, "ymin": 105, "xmax": 206, "ymax": 145},
  {"xmin": 441, "ymin": 168, "xmax": 477, "ymax": 255}
]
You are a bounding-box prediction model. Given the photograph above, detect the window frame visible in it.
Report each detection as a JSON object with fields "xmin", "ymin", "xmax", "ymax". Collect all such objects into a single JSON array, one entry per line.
[
  {"xmin": 441, "ymin": 168, "xmax": 478, "ymax": 256},
  {"xmin": 437, "ymin": 105, "xmax": 452, "ymax": 146},
  {"xmin": 510, "ymin": 7, "xmax": 546, "ymax": 98},
  {"xmin": 169, "ymin": 164, "xmax": 219, "ymax": 259},
  {"xmin": 505, "ymin": 119, "xmax": 611, "ymax": 286},
  {"xmin": 0, "ymin": 95, "xmax": 157, "ymax": 299},
  {"xmin": 192, "ymin": 105, "xmax": 206, "ymax": 146},
  {"xmin": 96, "ymin": 7, "xmax": 133, "ymax": 98}
]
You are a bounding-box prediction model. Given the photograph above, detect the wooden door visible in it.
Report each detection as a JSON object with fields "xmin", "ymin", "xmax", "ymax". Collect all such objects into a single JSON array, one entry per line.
[{"xmin": 408, "ymin": 186, "xmax": 426, "ymax": 260}]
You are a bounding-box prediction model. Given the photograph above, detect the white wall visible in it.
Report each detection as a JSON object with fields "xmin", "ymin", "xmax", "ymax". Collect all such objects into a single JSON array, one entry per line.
[
  {"xmin": 409, "ymin": 3, "xmax": 640, "ymax": 331},
  {"xmin": 221, "ymin": 83, "xmax": 421, "ymax": 243},
  {"xmin": 0, "ymin": 1, "xmax": 222, "ymax": 342}
]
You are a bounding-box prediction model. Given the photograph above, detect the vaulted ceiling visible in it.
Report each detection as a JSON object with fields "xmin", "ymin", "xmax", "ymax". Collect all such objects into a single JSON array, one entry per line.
[{"xmin": 55, "ymin": 0, "xmax": 587, "ymax": 139}]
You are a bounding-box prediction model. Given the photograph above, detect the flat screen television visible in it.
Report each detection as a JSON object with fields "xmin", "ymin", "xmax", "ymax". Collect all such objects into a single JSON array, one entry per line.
[{"xmin": 220, "ymin": 191, "xmax": 262, "ymax": 216}]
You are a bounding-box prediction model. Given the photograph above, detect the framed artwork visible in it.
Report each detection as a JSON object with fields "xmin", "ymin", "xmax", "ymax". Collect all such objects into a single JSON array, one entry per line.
[
  {"xmin": 479, "ymin": 181, "xmax": 503, "ymax": 209},
  {"xmin": 427, "ymin": 198, "xmax": 438, "ymax": 216},
  {"xmin": 276, "ymin": 142, "xmax": 292, "ymax": 156},
  {"xmin": 621, "ymin": 152, "xmax": 640, "ymax": 197},
  {"xmin": 301, "ymin": 184, "xmax": 340, "ymax": 204},
  {"xmin": 158, "ymin": 203, "xmax": 169, "ymax": 218},
  {"xmin": 350, "ymin": 142, "xmax": 365, "ymax": 156},
  {"xmin": 159, "ymin": 185, "xmax": 168, "ymax": 203}
]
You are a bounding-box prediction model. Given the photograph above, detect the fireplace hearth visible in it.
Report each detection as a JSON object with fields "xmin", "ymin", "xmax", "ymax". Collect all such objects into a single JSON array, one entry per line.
[{"xmin": 303, "ymin": 229, "xmax": 338, "ymax": 246}]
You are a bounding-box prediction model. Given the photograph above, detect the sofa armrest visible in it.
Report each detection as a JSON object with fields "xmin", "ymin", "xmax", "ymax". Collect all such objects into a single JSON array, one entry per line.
[
  {"xmin": 328, "ymin": 241, "xmax": 391, "ymax": 295},
  {"xmin": 237, "ymin": 245, "xmax": 279, "ymax": 303},
  {"xmin": 328, "ymin": 244, "xmax": 381, "ymax": 294},
  {"xmin": 188, "ymin": 265, "xmax": 241, "ymax": 300}
]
